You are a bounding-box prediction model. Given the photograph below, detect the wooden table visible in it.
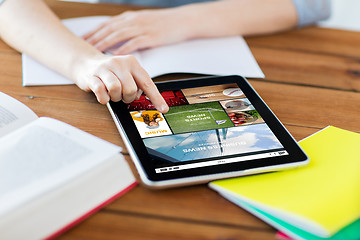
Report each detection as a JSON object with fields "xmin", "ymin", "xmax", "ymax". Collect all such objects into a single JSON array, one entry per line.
[{"xmin": 1, "ymin": 1, "xmax": 359, "ymax": 239}]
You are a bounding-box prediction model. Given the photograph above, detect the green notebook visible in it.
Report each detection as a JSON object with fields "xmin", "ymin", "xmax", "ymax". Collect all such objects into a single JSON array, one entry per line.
[
  {"xmin": 210, "ymin": 126, "xmax": 360, "ymax": 239},
  {"xmin": 221, "ymin": 192, "xmax": 360, "ymax": 240}
]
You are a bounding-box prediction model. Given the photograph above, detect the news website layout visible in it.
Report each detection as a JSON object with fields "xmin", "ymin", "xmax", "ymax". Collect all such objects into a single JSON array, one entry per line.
[{"xmin": 126, "ymin": 83, "xmax": 288, "ymax": 173}]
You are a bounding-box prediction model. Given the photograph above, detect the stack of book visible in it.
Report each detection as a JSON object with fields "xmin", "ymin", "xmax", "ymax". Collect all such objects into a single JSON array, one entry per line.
[{"xmin": 210, "ymin": 126, "xmax": 360, "ymax": 240}]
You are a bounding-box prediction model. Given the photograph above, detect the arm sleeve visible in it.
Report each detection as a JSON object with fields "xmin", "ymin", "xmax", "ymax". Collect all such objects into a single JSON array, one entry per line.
[{"xmin": 291, "ymin": 0, "xmax": 331, "ymax": 27}]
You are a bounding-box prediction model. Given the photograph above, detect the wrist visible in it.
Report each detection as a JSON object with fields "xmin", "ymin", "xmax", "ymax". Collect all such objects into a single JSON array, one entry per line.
[{"xmin": 70, "ymin": 46, "xmax": 104, "ymax": 87}]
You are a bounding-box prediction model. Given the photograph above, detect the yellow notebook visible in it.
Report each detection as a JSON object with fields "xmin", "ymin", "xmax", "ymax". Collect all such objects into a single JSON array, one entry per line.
[{"xmin": 210, "ymin": 126, "xmax": 360, "ymax": 238}]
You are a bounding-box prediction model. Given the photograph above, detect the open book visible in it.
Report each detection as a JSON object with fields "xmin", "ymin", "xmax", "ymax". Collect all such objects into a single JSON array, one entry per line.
[
  {"xmin": 210, "ymin": 126, "xmax": 360, "ymax": 240},
  {"xmin": 0, "ymin": 92, "xmax": 137, "ymax": 239},
  {"xmin": 22, "ymin": 16, "xmax": 264, "ymax": 86}
]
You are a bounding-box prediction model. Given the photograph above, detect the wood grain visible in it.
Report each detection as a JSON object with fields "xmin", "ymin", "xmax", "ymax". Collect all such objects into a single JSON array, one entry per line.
[
  {"xmin": 247, "ymin": 27, "xmax": 360, "ymax": 59},
  {"xmin": 249, "ymin": 47, "xmax": 360, "ymax": 92},
  {"xmin": 1, "ymin": 1, "xmax": 359, "ymax": 239},
  {"xmin": 58, "ymin": 211, "xmax": 275, "ymax": 240}
]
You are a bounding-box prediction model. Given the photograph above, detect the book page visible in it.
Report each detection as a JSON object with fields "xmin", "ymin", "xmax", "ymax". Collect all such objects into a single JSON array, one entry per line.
[
  {"xmin": 0, "ymin": 117, "xmax": 122, "ymax": 216},
  {"xmin": 22, "ymin": 16, "xmax": 264, "ymax": 86},
  {"xmin": 0, "ymin": 92, "xmax": 38, "ymax": 137}
]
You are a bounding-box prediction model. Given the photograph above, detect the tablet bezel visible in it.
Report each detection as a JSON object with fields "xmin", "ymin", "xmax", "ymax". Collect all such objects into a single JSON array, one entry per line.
[{"xmin": 108, "ymin": 75, "xmax": 308, "ymax": 187}]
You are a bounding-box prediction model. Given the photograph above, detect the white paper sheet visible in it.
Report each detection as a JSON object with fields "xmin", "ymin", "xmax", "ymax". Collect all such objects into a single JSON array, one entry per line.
[{"xmin": 22, "ymin": 16, "xmax": 264, "ymax": 86}]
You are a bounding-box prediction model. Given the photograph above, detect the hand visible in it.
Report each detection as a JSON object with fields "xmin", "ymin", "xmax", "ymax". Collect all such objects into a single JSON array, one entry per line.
[
  {"xmin": 73, "ymin": 53, "xmax": 169, "ymax": 113},
  {"xmin": 83, "ymin": 9, "xmax": 192, "ymax": 55}
]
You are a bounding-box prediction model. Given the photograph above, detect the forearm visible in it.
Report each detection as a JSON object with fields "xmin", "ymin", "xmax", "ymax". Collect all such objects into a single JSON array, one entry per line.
[
  {"xmin": 174, "ymin": 0, "xmax": 298, "ymax": 39},
  {"xmin": 0, "ymin": 0, "xmax": 168, "ymax": 111},
  {"xmin": 0, "ymin": 0, "xmax": 101, "ymax": 81}
]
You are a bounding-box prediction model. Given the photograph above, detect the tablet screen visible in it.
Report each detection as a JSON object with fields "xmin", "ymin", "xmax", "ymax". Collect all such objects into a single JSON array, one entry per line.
[{"xmin": 126, "ymin": 81, "xmax": 288, "ymax": 174}]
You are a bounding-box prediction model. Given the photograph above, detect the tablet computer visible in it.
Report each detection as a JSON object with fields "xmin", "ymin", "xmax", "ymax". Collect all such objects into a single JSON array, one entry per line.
[{"xmin": 108, "ymin": 75, "xmax": 308, "ymax": 188}]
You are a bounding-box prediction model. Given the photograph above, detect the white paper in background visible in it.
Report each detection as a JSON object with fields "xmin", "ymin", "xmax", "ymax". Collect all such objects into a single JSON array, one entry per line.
[
  {"xmin": 318, "ymin": 0, "xmax": 360, "ymax": 32},
  {"xmin": 22, "ymin": 16, "xmax": 264, "ymax": 86},
  {"xmin": 137, "ymin": 36, "xmax": 264, "ymax": 79}
]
